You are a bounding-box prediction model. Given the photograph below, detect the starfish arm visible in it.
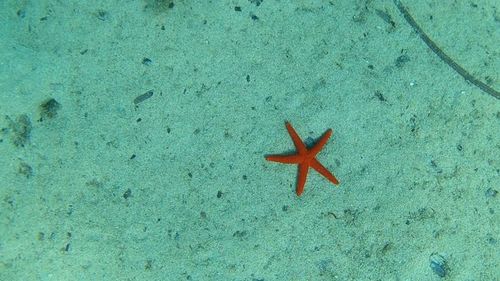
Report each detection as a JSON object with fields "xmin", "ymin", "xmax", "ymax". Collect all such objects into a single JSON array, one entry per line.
[
  {"xmin": 285, "ymin": 122, "xmax": 307, "ymax": 154},
  {"xmin": 265, "ymin": 154, "xmax": 303, "ymax": 164},
  {"xmin": 311, "ymin": 158, "xmax": 339, "ymax": 185},
  {"xmin": 296, "ymin": 163, "xmax": 310, "ymax": 196},
  {"xmin": 310, "ymin": 129, "xmax": 333, "ymax": 156}
]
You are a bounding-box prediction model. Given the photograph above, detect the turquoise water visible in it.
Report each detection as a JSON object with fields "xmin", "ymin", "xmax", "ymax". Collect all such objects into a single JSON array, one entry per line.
[{"xmin": 1, "ymin": 0, "xmax": 498, "ymax": 280}]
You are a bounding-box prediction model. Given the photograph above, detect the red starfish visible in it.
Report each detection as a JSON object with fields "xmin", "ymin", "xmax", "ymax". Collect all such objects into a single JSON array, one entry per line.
[{"xmin": 265, "ymin": 122, "xmax": 339, "ymax": 196}]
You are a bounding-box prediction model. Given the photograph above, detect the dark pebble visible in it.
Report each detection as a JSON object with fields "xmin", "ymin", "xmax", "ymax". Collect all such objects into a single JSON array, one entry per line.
[{"xmin": 485, "ymin": 188, "xmax": 497, "ymax": 198}]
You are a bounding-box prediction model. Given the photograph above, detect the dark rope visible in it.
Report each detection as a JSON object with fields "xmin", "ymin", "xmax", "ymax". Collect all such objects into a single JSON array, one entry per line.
[{"xmin": 393, "ymin": 0, "xmax": 499, "ymax": 99}]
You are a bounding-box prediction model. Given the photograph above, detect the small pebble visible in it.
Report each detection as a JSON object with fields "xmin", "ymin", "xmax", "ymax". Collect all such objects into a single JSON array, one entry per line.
[
  {"xmin": 39, "ymin": 98, "xmax": 61, "ymax": 121},
  {"xmin": 485, "ymin": 187, "xmax": 497, "ymax": 198},
  {"xmin": 142, "ymin": 57, "xmax": 152, "ymax": 66},
  {"xmin": 133, "ymin": 90, "xmax": 153, "ymax": 105},
  {"xmin": 429, "ymin": 253, "xmax": 447, "ymax": 278}
]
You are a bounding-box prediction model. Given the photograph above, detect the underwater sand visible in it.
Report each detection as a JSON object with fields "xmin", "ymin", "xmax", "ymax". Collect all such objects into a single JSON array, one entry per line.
[{"xmin": 0, "ymin": 0, "xmax": 498, "ymax": 280}]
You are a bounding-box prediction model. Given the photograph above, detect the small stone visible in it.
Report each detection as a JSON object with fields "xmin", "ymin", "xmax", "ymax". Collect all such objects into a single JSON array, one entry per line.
[
  {"xmin": 39, "ymin": 98, "xmax": 61, "ymax": 121},
  {"xmin": 485, "ymin": 188, "xmax": 497, "ymax": 198},
  {"xmin": 429, "ymin": 253, "xmax": 447, "ymax": 277}
]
